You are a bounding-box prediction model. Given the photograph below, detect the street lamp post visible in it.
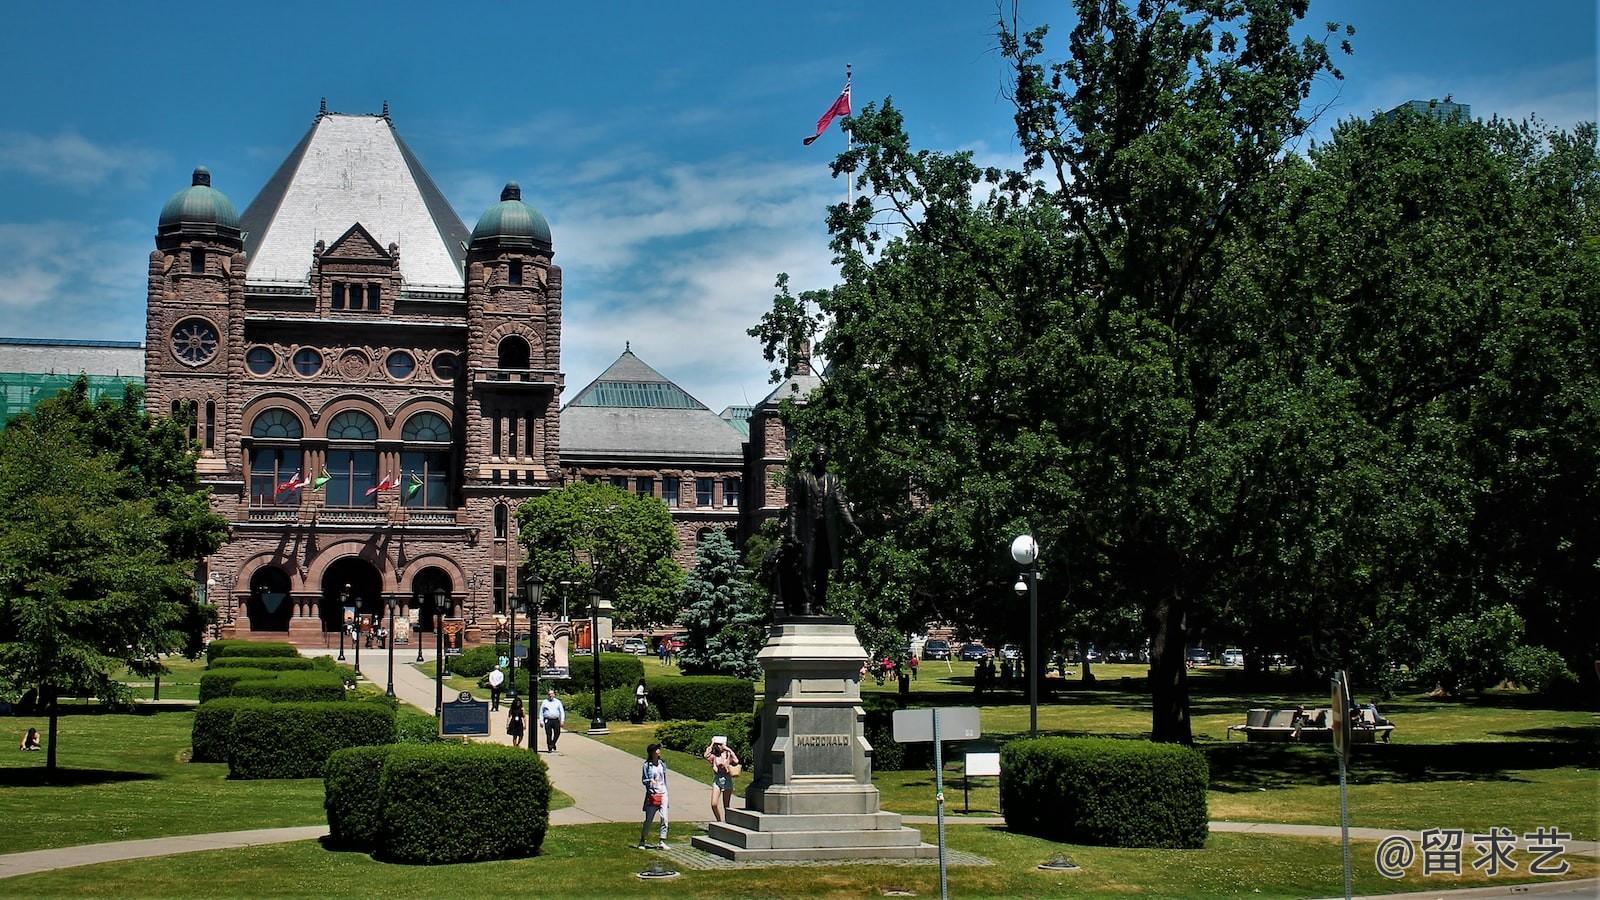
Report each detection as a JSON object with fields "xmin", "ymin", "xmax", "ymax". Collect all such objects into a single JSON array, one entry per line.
[
  {"xmin": 337, "ymin": 588, "xmax": 349, "ymax": 662},
  {"xmin": 351, "ymin": 589, "xmax": 362, "ymax": 677},
  {"xmin": 587, "ymin": 587, "xmax": 609, "ymax": 735},
  {"xmin": 507, "ymin": 590, "xmax": 518, "ymax": 701},
  {"xmin": 524, "ymin": 574, "xmax": 544, "ymax": 718},
  {"xmin": 385, "ymin": 596, "xmax": 398, "ymax": 697},
  {"xmin": 1011, "ymin": 534, "xmax": 1040, "ymax": 738},
  {"xmin": 434, "ymin": 587, "xmax": 447, "ymax": 718},
  {"xmin": 415, "ymin": 592, "xmax": 425, "ymax": 663}
]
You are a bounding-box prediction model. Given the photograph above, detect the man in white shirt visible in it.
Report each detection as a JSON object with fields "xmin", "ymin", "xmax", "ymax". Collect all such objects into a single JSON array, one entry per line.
[
  {"xmin": 538, "ymin": 688, "xmax": 566, "ymax": 752},
  {"xmin": 487, "ymin": 664, "xmax": 505, "ymax": 711}
]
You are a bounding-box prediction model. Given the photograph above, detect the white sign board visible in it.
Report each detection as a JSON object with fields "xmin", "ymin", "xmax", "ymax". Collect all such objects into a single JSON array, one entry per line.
[
  {"xmin": 966, "ymin": 751, "xmax": 1001, "ymax": 777},
  {"xmin": 892, "ymin": 707, "xmax": 981, "ymax": 743}
]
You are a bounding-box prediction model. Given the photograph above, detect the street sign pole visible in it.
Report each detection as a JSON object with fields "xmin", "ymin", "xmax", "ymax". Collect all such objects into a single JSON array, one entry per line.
[
  {"xmin": 1332, "ymin": 671, "xmax": 1353, "ymax": 900},
  {"xmin": 933, "ymin": 708, "xmax": 947, "ymax": 900}
]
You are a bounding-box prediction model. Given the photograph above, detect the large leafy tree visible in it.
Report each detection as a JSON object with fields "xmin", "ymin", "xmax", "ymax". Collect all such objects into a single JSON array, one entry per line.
[
  {"xmin": 515, "ymin": 480, "xmax": 684, "ymax": 627},
  {"xmin": 757, "ymin": 0, "xmax": 1350, "ymax": 742},
  {"xmin": 675, "ymin": 531, "xmax": 765, "ymax": 679},
  {"xmin": 0, "ymin": 380, "xmax": 227, "ymax": 770}
]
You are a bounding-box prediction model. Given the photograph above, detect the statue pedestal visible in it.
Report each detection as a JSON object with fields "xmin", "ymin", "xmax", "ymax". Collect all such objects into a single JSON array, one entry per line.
[{"xmin": 691, "ymin": 620, "xmax": 935, "ymax": 861}]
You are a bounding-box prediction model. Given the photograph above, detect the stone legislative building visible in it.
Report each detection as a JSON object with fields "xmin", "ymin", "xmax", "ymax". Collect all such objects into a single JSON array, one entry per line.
[{"xmin": 138, "ymin": 106, "xmax": 807, "ymax": 643}]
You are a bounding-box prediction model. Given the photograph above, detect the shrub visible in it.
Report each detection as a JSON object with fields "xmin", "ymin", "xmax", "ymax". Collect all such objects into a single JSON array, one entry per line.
[
  {"xmin": 1504, "ymin": 645, "xmax": 1576, "ymax": 693},
  {"xmin": 655, "ymin": 713, "xmax": 756, "ymax": 766},
  {"xmin": 449, "ymin": 645, "xmax": 501, "ymax": 679},
  {"xmin": 654, "ymin": 719, "xmax": 705, "ymax": 751},
  {"xmin": 198, "ymin": 668, "xmax": 275, "ymax": 703},
  {"xmin": 324, "ymin": 745, "xmax": 392, "ymax": 849},
  {"xmin": 191, "ymin": 697, "xmax": 269, "ymax": 762},
  {"xmin": 395, "ymin": 708, "xmax": 451, "ymax": 744},
  {"xmin": 569, "ymin": 685, "xmax": 652, "ymax": 723},
  {"xmin": 230, "ymin": 702, "xmax": 396, "ymax": 779},
  {"xmin": 549, "ymin": 653, "xmax": 645, "ymax": 695},
  {"xmin": 205, "ymin": 640, "xmax": 300, "ymax": 664},
  {"xmin": 211, "ymin": 656, "xmax": 316, "ymax": 671},
  {"xmin": 379, "ymin": 743, "xmax": 550, "ymax": 863},
  {"xmin": 230, "ymin": 670, "xmax": 346, "ymax": 703},
  {"xmin": 1000, "ymin": 737, "xmax": 1208, "ymax": 848},
  {"xmin": 649, "ymin": 676, "xmax": 754, "ymax": 721}
]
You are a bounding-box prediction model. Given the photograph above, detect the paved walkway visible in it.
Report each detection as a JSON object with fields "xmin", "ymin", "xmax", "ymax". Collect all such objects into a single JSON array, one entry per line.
[{"xmin": 1, "ymin": 650, "xmax": 1595, "ymax": 893}]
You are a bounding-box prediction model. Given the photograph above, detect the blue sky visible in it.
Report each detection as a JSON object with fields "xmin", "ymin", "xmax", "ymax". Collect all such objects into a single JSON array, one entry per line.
[{"xmin": 1, "ymin": 1, "xmax": 1593, "ymax": 414}]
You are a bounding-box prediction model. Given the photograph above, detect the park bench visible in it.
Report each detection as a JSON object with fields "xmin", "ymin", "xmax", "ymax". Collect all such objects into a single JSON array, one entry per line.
[{"xmin": 1226, "ymin": 707, "xmax": 1395, "ymax": 743}]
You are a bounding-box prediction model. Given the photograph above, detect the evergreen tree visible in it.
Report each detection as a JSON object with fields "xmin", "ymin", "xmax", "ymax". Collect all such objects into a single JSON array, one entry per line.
[{"xmin": 675, "ymin": 531, "xmax": 764, "ymax": 679}]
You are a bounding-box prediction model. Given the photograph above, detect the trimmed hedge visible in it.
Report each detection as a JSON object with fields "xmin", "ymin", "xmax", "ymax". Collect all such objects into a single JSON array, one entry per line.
[
  {"xmin": 198, "ymin": 668, "xmax": 276, "ymax": 703},
  {"xmin": 229, "ymin": 670, "xmax": 346, "ymax": 704},
  {"xmin": 211, "ymin": 656, "xmax": 316, "ymax": 671},
  {"xmin": 190, "ymin": 697, "xmax": 270, "ymax": 763},
  {"xmin": 649, "ymin": 676, "xmax": 754, "ymax": 721},
  {"xmin": 378, "ymin": 743, "xmax": 551, "ymax": 863},
  {"xmin": 1000, "ymin": 737, "xmax": 1209, "ymax": 848},
  {"xmin": 205, "ymin": 639, "xmax": 301, "ymax": 663},
  {"xmin": 324, "ymin": 745, "xmax": 392, "ymax": 849},
  {"xmin": 655, "ymin": 713, "xmax": 756, "ymax": 766},
  {"xmin": 449, "ymin": 645, "xmax": 501, "ymax": 678},
  {"xmin": 230, "ymin": 702, "xmax": 397, "ymax": 779},
  {"xmin": 569, "ymin": 685, "xmax": 655, "ymax": 723},
  {"xmin": 548, "ymin": 652, "xmax": 645, "ymax": 695},
  {"xmin": 396, "ymin": 708, "xmax": 452, "ymax": 744}
]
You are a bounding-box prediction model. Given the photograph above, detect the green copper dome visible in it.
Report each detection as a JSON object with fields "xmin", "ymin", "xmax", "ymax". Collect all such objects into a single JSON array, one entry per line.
[
  {"xmin": 471, "ymin": 182, "xmax": 552, "ymax": 248},
  {"xmin": 158, "ymin": 167, "xmax": 241, "ymax": 234}
]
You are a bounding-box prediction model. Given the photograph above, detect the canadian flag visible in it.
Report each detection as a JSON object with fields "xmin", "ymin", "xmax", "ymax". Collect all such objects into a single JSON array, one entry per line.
[
  {"xmin": 276, "ymin": 471, "xmax": 305, "ymax": 493},
  {"xmin": 803, "ymin": 81, "xmax": 852, "ymax": 145},
  {"xmin": 365, "ymin": 472, "xmax": 398, "ymax": 496}
]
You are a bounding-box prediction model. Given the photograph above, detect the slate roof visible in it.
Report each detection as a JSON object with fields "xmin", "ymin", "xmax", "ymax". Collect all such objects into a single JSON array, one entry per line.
[
  {"xmin": 562, "ymin": 349, "xmax": 744, "ymax": 461},
  {"xmin": 239, "ymin": 113, "xmax": 470, "ymax": 291}
]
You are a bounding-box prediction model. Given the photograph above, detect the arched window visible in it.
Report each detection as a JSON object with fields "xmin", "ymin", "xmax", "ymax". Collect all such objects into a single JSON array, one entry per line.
[
  {"xmin": 248, "ymin": 409, "xmax": 304, "ymax": 507},
  {"xmin": 324, "ymin": 410, "xmax": 379, "ymax": 507},
  {"xmin": 497, "ymin": 335, "xmax": 531, "ymax": 370},
  {"xmin": 401, "ymin": 412, "xmax": 451, "ymax": 508},
  {"xmin": 494, "ymin": 503, "xmax": 508, "ymax": 539}
]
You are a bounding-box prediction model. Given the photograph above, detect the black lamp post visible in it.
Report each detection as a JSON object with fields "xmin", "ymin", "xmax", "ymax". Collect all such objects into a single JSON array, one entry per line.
[
  {"xmin": 507, "ymin": 590, "xmax": 519, "ymax": 701},
  {"xmin": 434, "ymin": 587, "xmax": 447, "ymax": 718},
  {"xmin": 385, "ymin": 596, "xmax": 398, "ymax": 697},
  {"xmin": 524, "ymin": 573, "xmax": 544, "ymax": 714},
  {"xmin": 1011, "ymin": 534, "xmax": 1040, "ymax": 737},
  {"xmin": 337, "ymin": 588, "xmax": 349, "ymax": 661},
  {"xmin": 414, "ymin": 592, "xmax": 425, "ymax": 663},
  {"xmin": 588, "ymin": 586, "xmax": 609, "ymax": 735},
  {"xmin": 351, "ymin": 588, "xmax": 362, "ymax": 677}
]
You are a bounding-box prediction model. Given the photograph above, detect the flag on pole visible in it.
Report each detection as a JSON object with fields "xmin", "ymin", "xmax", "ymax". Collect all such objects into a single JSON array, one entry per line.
[
  {"xmin": 366, "ymin": 472, "xmax": 398, "ymax": 497},
  {"xmin": 312, "ymin": 468, "xmax": 332, "ymax": 489},
  {"xmin": 803, "ymin": 81, "xmax": 851, "ymax": 145},
  {"xmin": 406, "ymin": 473, "xmax": 424, "ymax": 499},
  {"xmin": 276, "ymin": 471, "xmax": 304, "ymax": 493}
]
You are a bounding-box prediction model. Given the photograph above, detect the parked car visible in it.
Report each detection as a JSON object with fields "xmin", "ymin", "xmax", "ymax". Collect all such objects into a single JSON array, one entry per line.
[
  {"xmin": 1185, "ymin": 647, "xmax": 1212, "ymax": 666},
  {"xmin": 922, "ymin": 639, "xmax": 952, "ymax": 660},
  {"xmin": 1221, "ymin": 648, "xmax": 1244, "ymax": 666},
  {"xmin": 622, "ymin": 636, "xmax": 649, "ymax": 655},
  {"xmin": 957, "ymin": 642, "xmax": 989, "ymax": 661},
  {"xmin": 999, "ymin": 643, "xmax": 1022, "ymax": 660}
]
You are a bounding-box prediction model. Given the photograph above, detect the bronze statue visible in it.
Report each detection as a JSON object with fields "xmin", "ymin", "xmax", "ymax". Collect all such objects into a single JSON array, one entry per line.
[{"xmin": 778, "ymin": 446, "xmax": 860, "ymax": 617}]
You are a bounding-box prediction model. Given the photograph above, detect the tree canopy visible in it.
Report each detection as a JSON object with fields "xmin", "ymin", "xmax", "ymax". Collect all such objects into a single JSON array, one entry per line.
[
  {"xmin": 515, "ymin": 480, "xmax": 684, "ymax": 627},
  {"xmin": 0, "ymin": 379, "xmax": 227, "ymax": 768},
  {"xmin": 754, "ymin": 0, "xmax": 1598, "ymax": 740}
]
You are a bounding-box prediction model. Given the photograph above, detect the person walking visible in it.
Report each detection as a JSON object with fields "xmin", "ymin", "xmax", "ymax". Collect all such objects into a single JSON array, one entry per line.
[
  {"xmin": 506, "ymin": 696, "xmax": 526, "ymax": 748},
  {"xmin": 632, "ymin": 678, "xmax": 648, "ymax": 724},
  {"xmin": 703, "ymin": 735, "xmax": 740, "ymax": 822},
  {"xmin": 539, "ymin": 688, "xmax": 566, "ymax": 752},
  {"xmin": 488, "ymin": 664, "xmax": 505, "ymax": 711},
  {"xmin": 638, "ymin": 742, "xmax": 670, "ymax": 850},
  {"xmin": 657, "ymin": 640, "xmax": 667, "ymax": 667}
]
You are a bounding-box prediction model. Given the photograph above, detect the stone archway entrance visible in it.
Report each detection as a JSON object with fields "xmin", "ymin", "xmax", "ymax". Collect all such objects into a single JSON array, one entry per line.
[
  {"xmin": 246, "ymin": 567, "xmax": 294, "ymax": 632},
  {"xmin": 320, "ymin": 557, "xmax": 384, "ymax": 632},
  {"xmin": 410, "ymin": 566, "xmax": 453, "ymax": 634}
]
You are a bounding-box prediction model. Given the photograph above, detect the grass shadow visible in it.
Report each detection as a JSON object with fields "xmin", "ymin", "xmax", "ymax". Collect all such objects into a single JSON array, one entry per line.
[
  {"xmin": 1205, "ymin": 739, "xmax": 1598, "ymax": 792},
  {"xmin": 0, "ymin": 767, "xmax": 157, "ymax": 788}
]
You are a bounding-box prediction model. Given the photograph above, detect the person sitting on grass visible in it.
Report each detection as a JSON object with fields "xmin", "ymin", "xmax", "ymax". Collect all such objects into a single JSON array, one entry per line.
[{"xmin": 19, "ymin": 727, "xmax": 41, "ymax": 751}]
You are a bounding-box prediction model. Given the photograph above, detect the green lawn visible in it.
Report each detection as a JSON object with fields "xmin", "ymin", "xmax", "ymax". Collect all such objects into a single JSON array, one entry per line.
[{"xmin": 3, "ymin": 824, "xmax": 1593, "ymax": 898}]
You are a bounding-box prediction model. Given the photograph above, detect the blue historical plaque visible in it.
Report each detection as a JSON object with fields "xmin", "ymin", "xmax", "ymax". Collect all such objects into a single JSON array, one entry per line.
[{"xmin": 441, "ymin": 691, "xmax": 489, "ymax": 735}]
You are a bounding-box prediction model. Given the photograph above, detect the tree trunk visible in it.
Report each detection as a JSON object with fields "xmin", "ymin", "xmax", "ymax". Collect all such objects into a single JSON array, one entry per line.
[
  {"xmin": 1149, "ymin": 592, "xmax": 1193, "ymax": 744},
  {"xmin": 44, "ymin": 686, "xmax": 59, "ymax": 772}
]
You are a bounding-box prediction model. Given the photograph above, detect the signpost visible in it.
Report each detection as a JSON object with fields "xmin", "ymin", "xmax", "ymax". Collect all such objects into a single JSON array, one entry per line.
[
  {"xmin": 893, "ymin": 707, "xmax": 981, "ymax": 900},
  {"xmin": 1331, "ymin": 670, "xmax": 1353, "ymax": 900}
]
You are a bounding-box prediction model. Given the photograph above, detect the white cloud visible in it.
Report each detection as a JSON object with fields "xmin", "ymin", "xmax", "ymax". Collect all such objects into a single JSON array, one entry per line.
[
  {"xmin": 0, "ymin": 132, "xmax": 162, "ymax": 190},
  {"xmin": 0, "ymin": 220, "xmax": 150, "ymax": 339}
]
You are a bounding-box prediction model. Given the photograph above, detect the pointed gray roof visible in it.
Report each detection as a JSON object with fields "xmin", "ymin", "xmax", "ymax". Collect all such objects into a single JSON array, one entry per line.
[
  {"xmin": 239, "ymin": 113, "xmax": 469, "ymax": 290},
  {"xmin": 562, "ymin": 348, "xmax": 744, "ymax": 461}
]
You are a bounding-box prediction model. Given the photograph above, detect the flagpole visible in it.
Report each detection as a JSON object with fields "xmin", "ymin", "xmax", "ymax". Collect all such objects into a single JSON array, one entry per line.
[{"xmin": 845, "ymin": 63, "xmax": 853, "ymax": 213}]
